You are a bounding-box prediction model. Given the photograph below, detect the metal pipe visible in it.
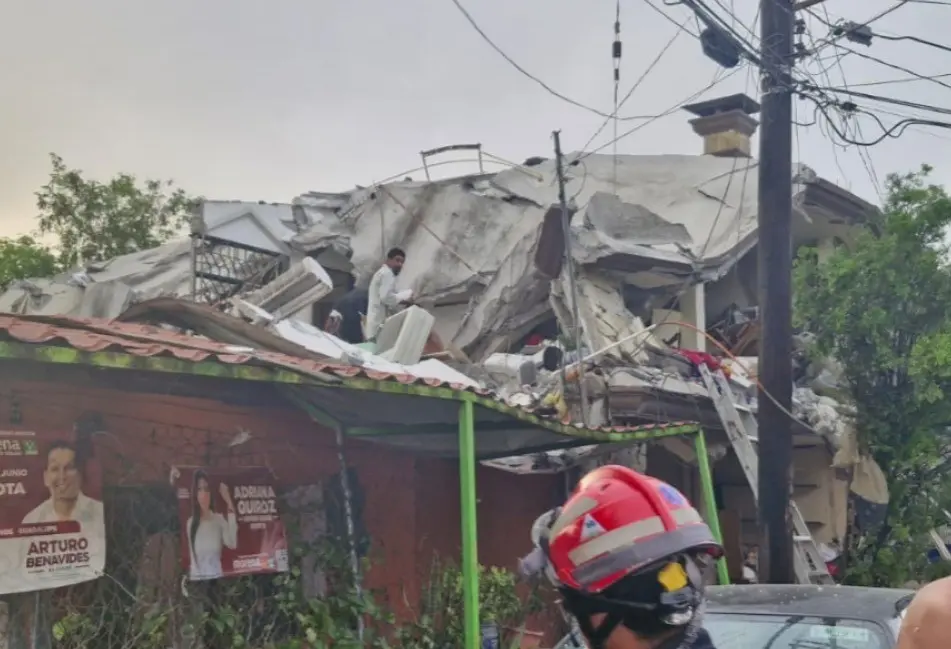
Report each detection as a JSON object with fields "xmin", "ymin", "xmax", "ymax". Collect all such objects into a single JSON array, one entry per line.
[
  {"xmin": 695, "ymin": 430, "xmax": 731, "ymax": 585},
  {"xmin": 458, "ymin": 399, "xmax": 480, "ymax": 649}
]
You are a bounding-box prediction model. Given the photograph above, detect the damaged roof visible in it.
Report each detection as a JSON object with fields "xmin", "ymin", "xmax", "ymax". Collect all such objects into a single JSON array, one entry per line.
[
  {"xmin": 0, "ymin": 153, "xmax": 876, "ymax": 359},
  {"xmin": 0, "ymin": 312, "xmax": 703, "ymax": 458}
]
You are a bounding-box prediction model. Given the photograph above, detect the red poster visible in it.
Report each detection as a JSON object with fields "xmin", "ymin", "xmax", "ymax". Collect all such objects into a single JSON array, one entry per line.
[
  {"xmin": 173, "ymin": 466, "xmax": 289, "ymax": 581},
  {"xmin": 0, "ymin": 430, "xmax": 105, "ymax": 595}
]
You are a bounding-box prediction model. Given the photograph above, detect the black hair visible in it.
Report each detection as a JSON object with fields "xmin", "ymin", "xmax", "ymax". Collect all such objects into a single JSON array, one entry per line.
[
  {"xmin": 46, "ymin": 440, "xmax": 86, "ymax": 472},
  {"xmin": 386, "ymin": 247, "xmax": 406, "ymax": 260},
  {"xmin": 189, "ymin": 469, "xmax": 213, "ymax": 559}
]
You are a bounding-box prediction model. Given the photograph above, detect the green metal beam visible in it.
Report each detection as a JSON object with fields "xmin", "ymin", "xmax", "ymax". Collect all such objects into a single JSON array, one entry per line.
[
  {"xmin": 458, "ymin": 398, "xmax": 480, "ymax": 649},
  {"xmin": 694, "ymin": 430, "xmax": 730, "ymax": 585}
]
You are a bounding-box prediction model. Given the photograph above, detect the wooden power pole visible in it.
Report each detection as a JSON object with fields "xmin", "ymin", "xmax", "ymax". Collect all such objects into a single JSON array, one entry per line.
[{"xmin": 757, "ymin": 0, "xmax": 796, "ymax": 584}]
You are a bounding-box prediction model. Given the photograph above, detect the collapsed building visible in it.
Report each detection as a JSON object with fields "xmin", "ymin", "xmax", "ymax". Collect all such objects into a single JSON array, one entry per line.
[{"xmin": 0, "ymin": 94, "xmax": 889, "ymax": 575}]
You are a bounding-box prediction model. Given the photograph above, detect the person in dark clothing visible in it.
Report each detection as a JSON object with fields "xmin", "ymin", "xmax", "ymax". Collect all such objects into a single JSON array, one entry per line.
[
  {"xmin": 520, "ymin": 466, "xmax": 721, "ymax": 649},
  {"xmin": 324, "ymin": 276, "xmax": 369, "ymax": 344}
]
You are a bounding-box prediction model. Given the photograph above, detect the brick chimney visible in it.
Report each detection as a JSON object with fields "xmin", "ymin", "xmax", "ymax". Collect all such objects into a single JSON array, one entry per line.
[{"xmin": 683, "ymin": 93, "xmax": 761, "ymax": 158}]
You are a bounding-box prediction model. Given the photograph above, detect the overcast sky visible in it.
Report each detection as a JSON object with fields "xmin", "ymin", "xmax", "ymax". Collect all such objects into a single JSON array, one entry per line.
[{"xmin": 2, "ymin": 0, "xmax": 950, "ymax": 239}]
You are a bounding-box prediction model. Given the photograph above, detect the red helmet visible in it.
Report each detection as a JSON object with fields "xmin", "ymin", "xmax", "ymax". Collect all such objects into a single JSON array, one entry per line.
[{"xmin": 546, "ymin": 465, "xmax": 723, "ymax": 594}]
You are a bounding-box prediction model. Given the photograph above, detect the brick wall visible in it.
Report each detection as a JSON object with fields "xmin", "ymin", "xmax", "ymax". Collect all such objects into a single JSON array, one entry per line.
[{"xmin": 0, "ymin": 376, "xmax": 561, "ymax": 630}]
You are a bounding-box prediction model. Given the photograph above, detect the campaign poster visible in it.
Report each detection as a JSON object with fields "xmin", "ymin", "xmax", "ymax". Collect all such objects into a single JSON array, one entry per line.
[
  {"xmin": 173, "ymin": 466, "xmax": 289, "ymax": 581},
  {"xmin": 0, "ymin": 430, "xmax": 106, "ymax": 595}
]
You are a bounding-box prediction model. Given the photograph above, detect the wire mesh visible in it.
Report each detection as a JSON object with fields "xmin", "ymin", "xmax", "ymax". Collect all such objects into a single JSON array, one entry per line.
[{"xmin": 191, "ymin": 236, "xmax": 286, "ymax": 307}]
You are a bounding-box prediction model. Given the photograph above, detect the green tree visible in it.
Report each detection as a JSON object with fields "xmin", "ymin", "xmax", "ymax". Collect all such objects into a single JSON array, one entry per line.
[
  {"xmin": 35, "ymin": 153, "xmax": 196, "ymax": 268},
  {"xmin": 0, "ymin": 235, "xmax": 59, "ymax": 291},
  {"xmin": 794, "ymin": 165, "xmax": 951, "ymax": 586}
]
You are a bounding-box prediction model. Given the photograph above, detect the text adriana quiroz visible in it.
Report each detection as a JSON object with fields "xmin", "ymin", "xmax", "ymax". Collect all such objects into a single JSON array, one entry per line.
[
  {"xmin": 26, "ymin": 538, "xmax": 89, "ymax": 568},
  {"xmin": 233, "ymin": 485, "xmax": 278, "ymax": 521}
]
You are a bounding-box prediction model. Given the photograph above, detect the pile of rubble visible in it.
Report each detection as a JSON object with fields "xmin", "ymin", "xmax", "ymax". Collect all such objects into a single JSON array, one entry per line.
[{"xmin": 0, "ymin": 153, "xmax": 874, "ymax": 455}]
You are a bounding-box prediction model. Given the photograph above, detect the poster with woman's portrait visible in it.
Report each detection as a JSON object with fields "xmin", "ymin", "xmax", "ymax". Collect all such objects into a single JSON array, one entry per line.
[
  {"xmin": 172, "ymin": 466, "xmax": 289, "ymax": 581},
  {"xmin": 0, "ymin": 430, "xmax": 105, "ymax": 595}
]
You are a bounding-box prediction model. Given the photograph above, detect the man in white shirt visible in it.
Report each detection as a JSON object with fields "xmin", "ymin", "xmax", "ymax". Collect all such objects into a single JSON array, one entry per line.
[
  {"xmin": 20, "ymin": 441, "xmax": 106, "ymax": 583},
  {"xmin": 365, "ymin": 247, "xmax": 413, "ymax": 340},
  {"xmin": 23, "ymin": 441, "xmax": 104, "ymax": 526}
]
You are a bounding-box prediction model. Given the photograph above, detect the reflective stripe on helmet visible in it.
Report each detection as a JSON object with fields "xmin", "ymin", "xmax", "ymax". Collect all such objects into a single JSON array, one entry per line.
[
  {"xmin": 566, "ymin": 506, "xmax": 704, "ymax": 568},
  {"xmin": 550, "ymin": 497, "xmax": 598, "ymax": 538},
  {"xmin": 571, "ymin": 523, "xmax": 720, "ymax": 591}
]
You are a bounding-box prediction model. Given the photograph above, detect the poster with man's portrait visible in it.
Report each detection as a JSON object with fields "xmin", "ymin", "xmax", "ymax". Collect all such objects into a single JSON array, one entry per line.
[{"xmin": 0, "ymin": 430, "xmax": 105, "ymax": 595}]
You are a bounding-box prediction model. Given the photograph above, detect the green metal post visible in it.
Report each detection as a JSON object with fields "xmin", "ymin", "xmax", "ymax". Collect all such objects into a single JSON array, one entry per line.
[
  {"xmin": 458, "ymin": 398, "xmax": 480, "ymax": 649},
  {"xmin": 694, "ymin": 430, "xmax": 731, "ymax": 585}
]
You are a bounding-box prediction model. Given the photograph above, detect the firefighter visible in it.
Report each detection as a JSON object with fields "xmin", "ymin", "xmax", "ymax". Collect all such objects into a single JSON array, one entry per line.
[{"xmin": 520, "ymin": 465, "xmax": 722, "ymax": 649}]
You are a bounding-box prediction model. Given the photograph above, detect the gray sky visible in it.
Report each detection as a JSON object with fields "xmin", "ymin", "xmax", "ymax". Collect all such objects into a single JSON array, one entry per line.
[{"xmin": 2, "ymin": 0, "xmax": 950, "ymax": 239}]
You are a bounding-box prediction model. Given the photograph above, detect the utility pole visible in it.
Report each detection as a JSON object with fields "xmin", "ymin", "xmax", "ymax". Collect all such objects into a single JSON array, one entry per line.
[
  {"xmin": 552, "ymin": 131, "xmax": 589, "ymax": 426},
  {"xmin": 757, "ymin": 0, "xmax": 796, "ymax": 584}
]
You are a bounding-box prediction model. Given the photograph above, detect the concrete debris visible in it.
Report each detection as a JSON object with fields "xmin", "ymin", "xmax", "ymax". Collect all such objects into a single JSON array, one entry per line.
[
  {"xmin": 793, "ymin": 387, "xmax": 852, "ymax": 448},
  {"xmin": 0, "ymin": 150, "xmax": 883, "ymax": 484},
  {"xmin": 0, "ymin": 240, "xmax": 192, "ymax": 319},
  {"xmin": 550, "ymin": 268, "xmax": 654, "ymax": 366}
]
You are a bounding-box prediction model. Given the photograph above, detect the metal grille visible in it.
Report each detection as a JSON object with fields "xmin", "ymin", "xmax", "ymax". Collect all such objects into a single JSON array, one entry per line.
[{"xmin": 190, "ymin": 236, "xmax": 286, "ymax": 307}]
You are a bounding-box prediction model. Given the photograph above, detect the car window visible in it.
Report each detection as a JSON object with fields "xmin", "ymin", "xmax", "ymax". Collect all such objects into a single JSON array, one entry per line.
[{"xmin": 704, "ymin": 613, "xmax": 891, "ymax": 649}]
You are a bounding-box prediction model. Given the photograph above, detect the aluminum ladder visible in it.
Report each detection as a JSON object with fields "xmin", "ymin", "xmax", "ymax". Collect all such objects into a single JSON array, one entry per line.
[{"xmin": 695, "ymin": 362, "xmax": 835, "ymax": 585}]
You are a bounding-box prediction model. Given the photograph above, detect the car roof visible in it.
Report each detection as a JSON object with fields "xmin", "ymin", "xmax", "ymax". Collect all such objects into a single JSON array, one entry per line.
[{"xmin": 706, "ymin": 585, "xmax": 915, "ymax": 621}]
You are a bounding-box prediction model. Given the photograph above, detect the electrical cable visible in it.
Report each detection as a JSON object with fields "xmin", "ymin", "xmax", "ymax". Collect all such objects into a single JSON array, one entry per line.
[
  {"xmin": 846, "ymin": 72, "xmax": 951, "ymax": 88},
  {"xmin": 580, "ymin": 14, "xmax": 692, "ymax": 153},
  {"xmin": 446, "ymin": 0, "xmax": 697, "ymax": 121},
  {"xmin": 578, "ymin": 66, "xmax": 745, "ymax": 160},
  {"xmin": 815, "ymin": 6, "xmax": 882, "ymax": 194},
  {"xmin": 613, "ymin": 0, "xmax": 623, "ymax": 192},
  {"xmin": 855, "ymin": 0, "xmax": 911, "ymax": 28},
  {"xmin": 871, "ymin": 31, "xmax": 951, "ymax": 54},
  {"xmin": 809, "ymin": 84, "xmax": 951, "ymax": 117},
  {"xmin": 800, "ymin": 93, "xmax": 951, "ymax": 145},
  {"xmin": 799, "ymin": 11, "xmax": 852, "ymax": 187},
  {"xmin": 691, "ymin": 0, "xmax": 762, "ymax": 59},
  {"xmin": 642, "ymin": 0, "xmax": 703, "ymax": 39},
  {"xmin": 815, "ymin": 38, "xmax": 951, "ymax": 94}
]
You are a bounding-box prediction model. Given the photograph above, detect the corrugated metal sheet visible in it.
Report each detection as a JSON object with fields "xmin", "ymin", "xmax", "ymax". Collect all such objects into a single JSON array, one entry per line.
[
  {"xmin": 0, "ymin": 313, "xmax": 486, "ymax": 392},
  {"xmin": 0, "ymin": 313, "xmax": 698, "ymax": 437}
]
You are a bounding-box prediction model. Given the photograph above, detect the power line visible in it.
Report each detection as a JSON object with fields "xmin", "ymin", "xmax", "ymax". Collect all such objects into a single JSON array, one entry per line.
[
  {"xmin": 798, "ymin": 12, "xmax": 852, "ymax": 188},
  {"xmin": 581, "ymin": 15, "xmax": 691, "ymax": 152},
  {"xmin": 579, "ymin": 66, "xmax": 745, "ymax": 159},
  {"xmin": 846, "ymin": 72, "xmax": 951, "ymax": 88},
  {"xmin": 816, "ymin": 84, "xmax": 951, "ymax": 117},
  {"xmin": 868, "ymin": 31, "xmax": 951, "ymax": 55},
  {"xmin": 834, "ymin": 44, "xmax": 951, "ymax": 93},
  {"xmin": 800, "ymin": 93, "xmax": 951, "ymax": 146},
  {"xmin": 857, "ymin": 0, "xmax": 912, "ymax": 28},
  {"xmin": 613, "ymin": 0, "xmax": 623, "ymax": 191},
  {"xmin": 446, "ymin": 0, "xmax": 689, "ymax": 121},
  {"xmin": 816, "ymin": 6, "xmax": 882, "ymax": 194},
  {"xmin": 643, "ymin": 0, "xmax": 703, "ymax": 39}
]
